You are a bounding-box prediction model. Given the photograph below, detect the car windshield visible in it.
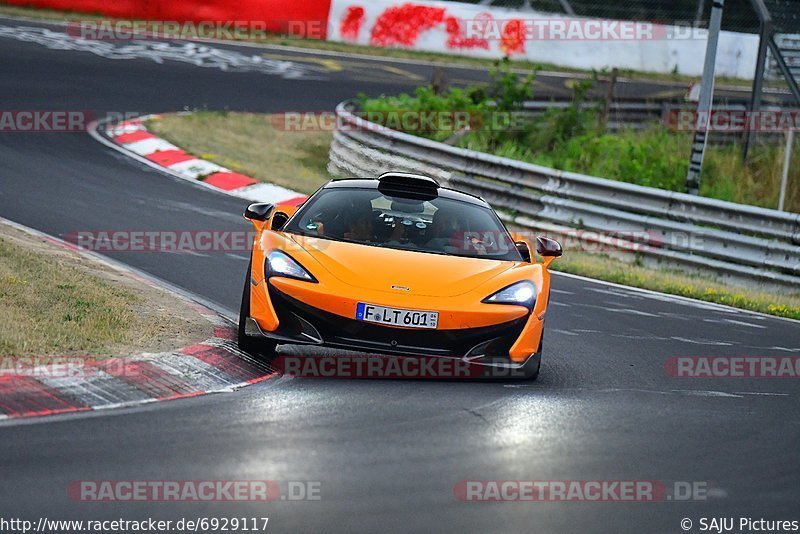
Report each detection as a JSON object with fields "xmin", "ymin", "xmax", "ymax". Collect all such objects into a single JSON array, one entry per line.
[{"xmin": 285, "ymin": 187, "xmax": 522, "ymax": 261}]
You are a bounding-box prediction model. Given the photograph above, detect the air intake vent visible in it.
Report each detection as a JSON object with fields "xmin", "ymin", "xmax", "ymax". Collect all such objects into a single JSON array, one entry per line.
[{"xmin": 378, "ymin": 172, "xmax": 439, "ymax": 200}]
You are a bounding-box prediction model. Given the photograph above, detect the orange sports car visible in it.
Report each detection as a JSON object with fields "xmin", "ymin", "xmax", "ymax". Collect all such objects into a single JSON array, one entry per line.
[{"xmin": 238, "ymin": 173, "xmax": 562, "ymax": 379}]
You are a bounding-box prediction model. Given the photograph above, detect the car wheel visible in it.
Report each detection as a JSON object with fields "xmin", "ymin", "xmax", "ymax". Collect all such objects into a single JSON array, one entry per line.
[
  {"xmin": 522, "ymin": 337, "xmax": 543, "ymax": 381},
  {"xmin": 238, "ymin": 261, "xmax": 277, "ymax": 358}
]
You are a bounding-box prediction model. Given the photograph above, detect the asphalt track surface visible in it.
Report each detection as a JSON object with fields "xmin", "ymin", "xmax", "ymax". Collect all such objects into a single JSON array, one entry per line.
[{"xmin": 0, "ymin": 17, "xmax": 798, "ymax": 533}]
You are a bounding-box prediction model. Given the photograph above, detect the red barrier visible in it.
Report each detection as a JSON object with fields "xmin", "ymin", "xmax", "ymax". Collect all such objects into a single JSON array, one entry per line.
[{"xmin": 3, "ymin": 0, "xmax": 332, "ymax": 38}]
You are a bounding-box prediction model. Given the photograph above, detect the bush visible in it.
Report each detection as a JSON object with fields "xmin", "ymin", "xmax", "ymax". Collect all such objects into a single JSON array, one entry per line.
[
  {"xmin": 359, "ymin": 86, "xmax": 485, "ymax": 143},
  {"xmin": 359, "ymin": 60, "xmax": 800, "ymax": 213},
  {"xmin": 539, "ymin": 128, "xmax": 689, "ymax": 191}
]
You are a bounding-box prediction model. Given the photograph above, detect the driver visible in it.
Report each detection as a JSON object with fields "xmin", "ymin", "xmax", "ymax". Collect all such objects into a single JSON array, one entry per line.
[
  {"xmin": 385, "ymin": 219, "xmax": 419, "ymax": 249},
  {"xmin": 424, "ymin": 209, "xmax": 461, "ymax": 251},
  {"xmin": 344, "ymin": 202, "xmax": 375, "ymax": 242}
]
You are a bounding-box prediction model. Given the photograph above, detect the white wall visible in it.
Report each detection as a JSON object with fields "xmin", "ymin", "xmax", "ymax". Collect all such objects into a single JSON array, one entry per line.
[{"xmin": 327, "ymin": 0, "xmax": 759, "ymax": 79}]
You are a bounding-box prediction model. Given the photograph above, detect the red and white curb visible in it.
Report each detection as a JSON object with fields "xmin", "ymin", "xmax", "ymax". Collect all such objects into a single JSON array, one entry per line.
[
  {"xmin": 92, "ymin": 115, "xmax": 308, "ymax": 206},
  {"xmin": 0, "ymin": 218, "xmax": 279, "ymax": 421},
  {"xmin": 0, "ymin": 322, "xmax": 276, "ymax": 421}
]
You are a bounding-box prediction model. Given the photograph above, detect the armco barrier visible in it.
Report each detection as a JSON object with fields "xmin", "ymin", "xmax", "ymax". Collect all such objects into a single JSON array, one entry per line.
[
  {"xmin": 329, "ymin": 101, "xmax": 800, "ymax": 290},
  {"xmin": 2, "ymin": 0, "xmax": 333, "ymax": 38}
]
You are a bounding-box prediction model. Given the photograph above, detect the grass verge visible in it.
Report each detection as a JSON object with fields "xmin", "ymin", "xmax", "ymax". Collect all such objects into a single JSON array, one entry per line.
[
  {"xmin": 147, "ymin": 111, "xmax": 331, "ymax": 195},
  {"xmin": 0, "ymin": 223, "xmax": 212, "ymax": 359},
  {"xmin": 150, "ymin": 111, "xmax": 800, "ymax": 320}
]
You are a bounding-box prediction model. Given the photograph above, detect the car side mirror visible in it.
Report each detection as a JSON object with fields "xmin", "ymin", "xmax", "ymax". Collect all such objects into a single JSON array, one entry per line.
[
  {"xmin": 536, "ymin": 236, "xmax": 562, "ymax": 268},
  {"xmin": 271, "ymin": 211, "xmax": 291, "ymax": 231},
  {"xmin": 536, "ymin": 236, "xmax": 563, "ymax": 257},
  {"xmin": 244, "ymin": 203, "xmax": 274, "ymax": 222},
  {"xmin": 515, "ymin": 241, "xmax": 532, "ymax": 263}
]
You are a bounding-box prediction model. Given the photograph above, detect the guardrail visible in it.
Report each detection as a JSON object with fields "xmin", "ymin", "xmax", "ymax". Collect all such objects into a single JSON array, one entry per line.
[
  {"xmin": 521, "ymin": 100, "xmax": 790, "ymax": 143},
  {"xmin": 770, "ymin": 33, "xmax": 800, "ymax": 84},
  {"xmin": 523, "ymin": 100, "xmax": 672, "ymax": 131},
  {"xmin": 329, "ymin": 100, "xmax": 800, "ymax": 290}
]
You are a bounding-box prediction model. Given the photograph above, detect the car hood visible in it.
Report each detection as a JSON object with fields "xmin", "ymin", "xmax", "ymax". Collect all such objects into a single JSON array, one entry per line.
[{"xmin": 291, "ymin": 235, "xmax": 516, "ymax": 297}]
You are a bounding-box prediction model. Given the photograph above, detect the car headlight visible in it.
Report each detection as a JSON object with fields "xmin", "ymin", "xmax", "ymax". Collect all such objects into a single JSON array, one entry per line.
[
  {"xmin": 483, "ymin": 281, "xmax": 536, "ymax": 308},
  {"xmin": 267, "ymin": 250, "xmax": 316, "ymax": 282}
]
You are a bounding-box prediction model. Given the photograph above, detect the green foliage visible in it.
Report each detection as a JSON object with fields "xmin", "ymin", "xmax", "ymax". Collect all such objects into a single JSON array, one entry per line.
[
  {"xmin": 485, "ymin": 57, "xmax": 535, "ymax": 112},
  {"xmin": 535, "ymin": 78, "xmax": 597, "ymax": 151},
  {"xmin": 359, "ymin": 59, "xmax": 800, "ymax": 213},
  {"xmin": 536, "ymin": 128, "xmax": 689, "ymax": 191},
  {"xmin": 359, "ymin": 86, "xmax": 484, "ymax": 143}
]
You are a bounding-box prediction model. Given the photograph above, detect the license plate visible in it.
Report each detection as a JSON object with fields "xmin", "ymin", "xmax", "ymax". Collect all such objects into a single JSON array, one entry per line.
[{"xmin": 356, "ymin": 302, "xmax": 439, "ymax": 330}]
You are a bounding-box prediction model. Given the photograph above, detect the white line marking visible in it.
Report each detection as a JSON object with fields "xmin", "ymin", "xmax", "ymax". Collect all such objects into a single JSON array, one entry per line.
[
  {"xmin": 670, "ymin": 337, "xmax": 735, "ymax": 346},
  {"xmin": 550, "ymin": 288, "xmax": 575, "ymax": 295},
  {"xmin": 585, "ymin": 287, "xmax": 639, "ymax": 298},
  {"xmin": 733, "ymin": 392, "xmax": 790, "ymax": 397},
  {"xmin": 601, "ymin": 307, "xmax": 660, "ymax": 317},
  {"xmin": 671, "ymin": 390, "xmax": 743, "ymax": 398},
  {"xmin": 512, "ymin": 387, "xmax": 751, "ymax": 399},
  {"xmin": 721, "ymin": 319, "xmax": 768, "ymax": 329},
  {"xmin": 552, "ymin": 329, "xmax": 579, "ymax": 336}
]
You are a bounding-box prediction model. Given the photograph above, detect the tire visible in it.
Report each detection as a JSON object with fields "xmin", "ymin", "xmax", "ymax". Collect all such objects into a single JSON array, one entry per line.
[
  {"xmin": 522, "ymin": 337, "xmax": 543, "ymax": 381},
  {"xmin": 238, "ymin": 261, "xmax": 277, "ymax": 358}
]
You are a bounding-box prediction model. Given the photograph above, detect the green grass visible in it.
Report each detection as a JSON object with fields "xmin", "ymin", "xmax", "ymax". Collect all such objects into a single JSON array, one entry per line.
[
  {"xmin": 467, "ymin": 127, "xmax": 800, "ymax": 212},
  {"xmin": 0, "ymin": 227, "xmax": 212, "ymax": 359},
  {"xmin": 0, "ymin": 236, "xmax": 140, "ymax": 357}
]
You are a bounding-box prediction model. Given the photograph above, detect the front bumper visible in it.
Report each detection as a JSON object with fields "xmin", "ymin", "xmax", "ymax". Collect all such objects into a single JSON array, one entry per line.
[{"xmin": 246, "ymin": 284, "xmax": 536, "ymax": 369}]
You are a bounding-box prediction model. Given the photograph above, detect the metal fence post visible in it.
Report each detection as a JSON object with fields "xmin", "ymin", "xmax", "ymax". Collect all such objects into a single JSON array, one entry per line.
[
  {"xmin": 779, "ymin": 130, "xmax": 795, "ymax": 212},
  {"xmin": 685, "ymin": 0, "xmax": 725, "ymax": 195}
]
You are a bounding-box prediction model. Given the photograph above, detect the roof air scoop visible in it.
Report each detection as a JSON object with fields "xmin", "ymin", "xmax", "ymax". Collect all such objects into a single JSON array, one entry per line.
[{"xmin": 377, "ymin": 172, "xmax": 439, "ymax": 200}]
